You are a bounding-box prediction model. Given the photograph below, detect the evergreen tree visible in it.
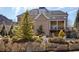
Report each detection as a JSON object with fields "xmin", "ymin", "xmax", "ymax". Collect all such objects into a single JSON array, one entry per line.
[
  {"xmin": 75, "ymin": 9, "xmax": 79, "ymax": 27},
  {"xmin": 8, "ymin": 25, "xmax": 13, "ymax": 38},
  {"xmin": 0, "ymin": 25, "xmax": 7, "ymax": 36},
  {"xmin": 14, "ymin": 10, "xmax": 34, "ymax": 41},
  {"xmin": 37, "ymin": 25, "xmax": 45, "ymax": 35}
]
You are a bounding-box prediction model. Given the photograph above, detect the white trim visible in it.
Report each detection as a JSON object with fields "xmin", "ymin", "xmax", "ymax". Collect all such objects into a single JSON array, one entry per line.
[
  {"xmin": 49, "ymin": 20, "xmax": 65, "ymax": 21},
  {"xmin": 52, "ymin": 15, "xmax": 68, "ymax": 16},
  {"xmin": 34, "ymin": 13, "xmax": 41, "ymax": 19},
  {"xmin": 34, "ymin": 13, "xmax": 50, "ymax": 19},
  {"xmin": 43, "ymin": 13, "xmax": 50, "ymax": 19},
  {"xmin": 64, "ymin": 20, "xmax": 67, "ymax": 29}
]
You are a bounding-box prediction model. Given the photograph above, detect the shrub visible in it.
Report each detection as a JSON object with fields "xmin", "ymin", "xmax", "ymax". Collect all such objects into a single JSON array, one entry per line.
[
  {"xmin": 58, "ymin": 29, "xmax": 65, "ymax": 39},
  {"xmin": 33, "ymin": 36, "xmax": 43, "ymax": 43},
  {"xmin": 12, "ymin": 36, "xmax": 19, "ymax": 43}
]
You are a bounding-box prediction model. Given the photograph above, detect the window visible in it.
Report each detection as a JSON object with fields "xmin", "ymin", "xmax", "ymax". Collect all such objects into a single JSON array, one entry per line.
[
  {"xmin": 58, "ymin": 21, "xmax": 64, "ymax": 27},
  {"xmin": 51, "ymin": 21, "xmax": 56, "ymax": 26}
]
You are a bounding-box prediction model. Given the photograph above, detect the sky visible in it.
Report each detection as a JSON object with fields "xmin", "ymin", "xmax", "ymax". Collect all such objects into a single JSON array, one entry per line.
[{"xmin": 0, "ymin": 7, "xmax": 78, "ymax": 27}]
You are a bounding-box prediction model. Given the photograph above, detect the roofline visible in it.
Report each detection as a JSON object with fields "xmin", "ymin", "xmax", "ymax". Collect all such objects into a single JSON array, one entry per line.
[
  {"xmin": 34, "ymin": 13, "xmax": 50, "ymax": 19},
  {"xmin": 50, "ymin": 15, "xmax": 68, "ymax": 16}
]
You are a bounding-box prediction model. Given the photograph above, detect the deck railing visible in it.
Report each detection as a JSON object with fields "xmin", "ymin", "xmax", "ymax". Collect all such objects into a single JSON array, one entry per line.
[{"xmin": 50, "ymin": 26, "xmax": 64, "ymax": 30}]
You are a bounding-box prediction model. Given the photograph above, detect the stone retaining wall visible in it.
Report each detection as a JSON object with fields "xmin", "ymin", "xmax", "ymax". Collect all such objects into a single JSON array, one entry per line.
[{"xmin": 0, "ymin": 38, "xmax": 79, "ymax": 52}]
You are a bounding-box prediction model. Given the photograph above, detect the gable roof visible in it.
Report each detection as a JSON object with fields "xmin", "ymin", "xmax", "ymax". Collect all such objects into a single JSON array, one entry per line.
[
  {"xmin": 17, "ymin": 7, "xmax": 68, "ymax": 20},
  {"xmin": 30, "ymin": 8, "xmax": 68, "ymax": 20},
  {"xmin": 49, "ymin": 10, "xmax": 67, "ymax": 15},
  {"xmin": 34, "ymin": 13, "xmax": 50, "ymax": 19}
]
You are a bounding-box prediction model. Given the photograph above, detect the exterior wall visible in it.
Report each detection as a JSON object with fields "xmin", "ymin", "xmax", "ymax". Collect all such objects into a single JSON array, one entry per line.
[{"xmin": 34, "ymin": 14, "xmax": 50, "ymax": 36}]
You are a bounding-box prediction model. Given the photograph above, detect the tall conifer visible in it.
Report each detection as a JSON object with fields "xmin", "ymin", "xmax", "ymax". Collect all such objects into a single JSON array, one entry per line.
[
  {"xmin": 75, "ymin": 9, "xmax": 79, "ymax": 27},
  {"xmin": 8, "ymin": 25, "xmax": 13, "ymax": 37},
  {"xmin": 14, "ymin": 10, "xmax": 34, "ymax": 41},
  {"xmin": 1, "ymin": 25, "xmax": 6, "ymax": 36}
]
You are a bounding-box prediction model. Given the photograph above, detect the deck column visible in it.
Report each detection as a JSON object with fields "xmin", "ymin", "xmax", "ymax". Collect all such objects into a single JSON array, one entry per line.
[{"xmin": 57, "ymin": 20, "xmax": 58, "ymax": 30}]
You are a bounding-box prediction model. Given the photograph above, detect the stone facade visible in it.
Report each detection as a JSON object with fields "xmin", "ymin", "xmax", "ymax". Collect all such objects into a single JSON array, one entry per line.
[{"xmin": 34, "ymin": 13, "xmax": 50, "ymax": 35}]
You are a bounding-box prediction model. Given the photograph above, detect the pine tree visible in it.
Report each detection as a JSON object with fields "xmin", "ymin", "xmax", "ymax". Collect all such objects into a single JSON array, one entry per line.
[
  {"xmin": 8, "ymin": 25, "xmax": 13, "ymax": 38},
  {"xmin": 1, "ymin": 25, "xmax": 7, "ymax": 36},
  {"xmin": 75, "ymin": 9, "xmax": 79, "ymax": 27},
  {"xmin": 14, "ymin": 10, "xmax": 34, "ymax": 41}
]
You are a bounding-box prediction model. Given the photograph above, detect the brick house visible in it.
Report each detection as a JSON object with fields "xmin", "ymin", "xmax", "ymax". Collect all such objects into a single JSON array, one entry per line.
[{"xmin": 17, "ymin": 7, "xmax": 68, "ymax": 36}]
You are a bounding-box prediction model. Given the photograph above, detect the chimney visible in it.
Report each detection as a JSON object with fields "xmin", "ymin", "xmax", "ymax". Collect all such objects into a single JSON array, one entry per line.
[{"xmin": 38, "ymin": 7, "xmax": 48, "ymax": 14}]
